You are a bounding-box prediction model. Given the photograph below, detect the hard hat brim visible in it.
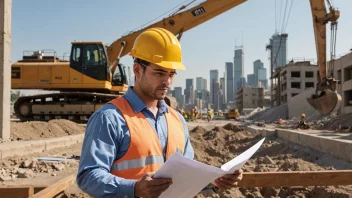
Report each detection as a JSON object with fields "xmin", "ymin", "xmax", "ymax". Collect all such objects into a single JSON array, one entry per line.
[
  {"xmin": 155, "ymin": 61, "xmax": 186, "ymax": 70},
  {"xmin": 129, "ymin": 53, "xmax": 186, "ymax": 70}
]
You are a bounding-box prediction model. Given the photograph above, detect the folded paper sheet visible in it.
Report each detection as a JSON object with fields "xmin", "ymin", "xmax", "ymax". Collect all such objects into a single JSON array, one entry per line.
[{"xmin": 153, "ymin": 138, "xmax": 265, "ymax": 198}]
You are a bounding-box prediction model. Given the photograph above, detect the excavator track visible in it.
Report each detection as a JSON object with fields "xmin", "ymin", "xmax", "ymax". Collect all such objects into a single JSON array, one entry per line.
[{"xmin": 14, "ymin": 92, "xmax": 122, "ymax": 122}]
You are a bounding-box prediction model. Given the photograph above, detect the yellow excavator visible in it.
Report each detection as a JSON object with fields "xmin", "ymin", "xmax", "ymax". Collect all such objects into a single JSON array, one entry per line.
[
  {"xmin": 11, "ymin": 0, "xmax": 247, "ymax": 121},
  {"xmin": 11, "ymin": 0, "xmax": 342, "ymax": 121},
  {"xmin": 306, "ymin": 0, "xmax": 342, "ymax": 115}
]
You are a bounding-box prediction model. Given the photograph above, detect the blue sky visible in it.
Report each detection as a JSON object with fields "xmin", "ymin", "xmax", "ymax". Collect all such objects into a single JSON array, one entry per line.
[{"xmin": 12, "ymin": 0, "xmax": 352, "ymax": 92}]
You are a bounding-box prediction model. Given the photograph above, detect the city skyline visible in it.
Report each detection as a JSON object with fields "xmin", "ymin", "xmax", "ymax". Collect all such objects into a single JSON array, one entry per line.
[{"xmin": 11, "ymin": 1, "xmax": 352, "ymax": 96}]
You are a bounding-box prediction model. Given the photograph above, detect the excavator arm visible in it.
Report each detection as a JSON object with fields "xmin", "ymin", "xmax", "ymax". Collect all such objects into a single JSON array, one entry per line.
[
  {"xmin": 307, "ymin": 0, "xmax": 342, "ymax": 115},
  {"xmin": 107, "ymin": 0, "xmax": 247, "ymax": 74}
]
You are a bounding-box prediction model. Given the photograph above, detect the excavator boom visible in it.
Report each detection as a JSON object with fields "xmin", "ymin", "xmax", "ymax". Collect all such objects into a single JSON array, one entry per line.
[
  {"xmin": 307, "ymin": 0, "xmax": 342, "ymax": 115},
  {"xmin": 108, "ymin": 0, "xmax": 247, "ymax": 74}
]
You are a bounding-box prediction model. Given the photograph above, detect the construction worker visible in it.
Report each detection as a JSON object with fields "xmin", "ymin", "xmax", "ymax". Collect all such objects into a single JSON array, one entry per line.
[
  {"xmin": 194, "ymin": 108, "xmax": 198, "ymax": 121},
  {"xmin": 207, "ymin": 108, "xmax": 212, "ymax": 122},
  {"xmin": 77, "ymin": 28, "xmax": 243, "ymax": 198},
  {"xmin": 190, "ymin": 108, "xmax": 194, "ymax": 121},
  {"xmin": 296, "ymin": 113, "xmax": 310, "ymax": 129}
]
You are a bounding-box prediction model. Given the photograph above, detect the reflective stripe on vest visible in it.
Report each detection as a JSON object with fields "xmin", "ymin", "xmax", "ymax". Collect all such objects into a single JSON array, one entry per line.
[
  {"xmin": 108, "ymin": 96, "xmax": 185, "ymax": 180},
  {"xmin": 111, "ymin": 155, "xmax": 164, "ymax": 172}
]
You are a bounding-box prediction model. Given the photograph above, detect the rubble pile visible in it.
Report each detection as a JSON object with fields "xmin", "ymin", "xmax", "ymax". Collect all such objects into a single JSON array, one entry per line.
[
  {"xmin": 247, "ymin": 104, "xmax": 288, "ymax": 123},
  {"xmin": 0, "ymin": 156, "xmax": 78, "ymax": 182},
  {"xmin": 189, "ymin": 123, "xmax": 352, "ymax": 197},
  {"xmin": 312, "ymin": 113, "xmax": 352, "ymax": 132}
]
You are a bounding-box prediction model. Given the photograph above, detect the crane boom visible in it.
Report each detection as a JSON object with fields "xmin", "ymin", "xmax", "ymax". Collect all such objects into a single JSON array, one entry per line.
[
  {"xmin": 107, "ymin": 0, "xmax": 247, "ymax": 74},
  {"xmin": 307, "ymin": 0, "xmax": 342, "ymax": 115}
]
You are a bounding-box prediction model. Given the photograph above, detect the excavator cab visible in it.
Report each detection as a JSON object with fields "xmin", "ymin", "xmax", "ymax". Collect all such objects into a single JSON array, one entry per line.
[{"xmin": 70, "ymin": 42, "xmax": 128, "ymax": 88}]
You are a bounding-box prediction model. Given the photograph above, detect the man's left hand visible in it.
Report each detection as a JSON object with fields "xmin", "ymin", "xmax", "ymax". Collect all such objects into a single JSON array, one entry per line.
[{"xmin": 212, "ymin": 169, "xmax": 243, "ymax": 190}]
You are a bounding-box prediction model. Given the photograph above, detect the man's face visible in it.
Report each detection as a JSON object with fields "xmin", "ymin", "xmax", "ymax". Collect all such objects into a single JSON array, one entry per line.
[{"xmin": 135, "ymin": 62, "xmax": 177, "ymax": 100}]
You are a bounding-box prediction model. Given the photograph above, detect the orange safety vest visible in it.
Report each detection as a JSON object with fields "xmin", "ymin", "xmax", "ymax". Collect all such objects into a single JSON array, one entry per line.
[{"xmin": 108, "ymin": 97, "xmax": 185, "ymax": 180}]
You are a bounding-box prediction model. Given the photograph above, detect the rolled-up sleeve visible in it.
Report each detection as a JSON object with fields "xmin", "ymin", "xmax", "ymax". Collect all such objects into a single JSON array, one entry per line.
[
  {"xmin": 76, "ymin": 111, "xmax": 137, "ymax": 198},
  {"xmin": 177, "ymin": 112, "xmax": 195, "ymax": 160}
]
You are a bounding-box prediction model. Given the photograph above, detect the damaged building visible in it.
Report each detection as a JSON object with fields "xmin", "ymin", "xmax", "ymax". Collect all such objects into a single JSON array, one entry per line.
[
  {"xmin": 235, "ymin": 87, "xmax": 264, "ymax": 114},
  {"xmin": 270, "ymin": 60, "xmax": 318, "ymax": 107},
  {"xmin": 332, "ymin": 51, "xmax": 352, "ymax": 114}
]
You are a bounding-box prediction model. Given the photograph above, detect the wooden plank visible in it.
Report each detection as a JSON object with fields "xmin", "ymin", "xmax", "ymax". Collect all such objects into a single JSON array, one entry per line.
[
  {"xmin": 0, "ymin": 186, "xmax": 46, "ymax": 198},
  {"xmin": 239, "ymin": 170, "xmax": 352, "ymax": 187},
  {"xmin": 29, "ymin": 175, "xmax": 75, "ymax": 198}
]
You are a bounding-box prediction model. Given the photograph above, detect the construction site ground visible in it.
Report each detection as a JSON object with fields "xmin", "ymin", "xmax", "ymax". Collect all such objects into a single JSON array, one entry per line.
[{"xmin": 1, "ymin": 119, "xmax": 352, "ymax": 197}]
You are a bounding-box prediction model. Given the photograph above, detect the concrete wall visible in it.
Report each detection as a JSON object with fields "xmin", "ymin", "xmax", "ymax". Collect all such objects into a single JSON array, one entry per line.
[{"xmin": 287, "ymin": 87, "xmax": 320, "ymax": 120}]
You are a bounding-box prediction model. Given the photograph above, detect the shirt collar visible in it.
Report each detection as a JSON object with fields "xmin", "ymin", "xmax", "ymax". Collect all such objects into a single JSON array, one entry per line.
[{"xmin": 123, "ymin": 86, "xmax": 169, "ymax": 114}]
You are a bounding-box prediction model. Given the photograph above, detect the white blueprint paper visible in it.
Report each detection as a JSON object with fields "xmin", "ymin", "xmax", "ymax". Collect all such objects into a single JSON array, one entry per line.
[{"xmin": 153, "ymin": 138, "xmax": 265, "ymax": 198}]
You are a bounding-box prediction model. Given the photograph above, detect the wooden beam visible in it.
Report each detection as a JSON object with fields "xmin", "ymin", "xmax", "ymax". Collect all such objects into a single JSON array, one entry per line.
[
  {"xmin": 239, "ymin": 170, "xmax": 352, "ymax": 187},
  {"xmin": 0, "ymin": 186, "xmax": 46, "ymax": 198},
  {"xmin": 29, "ymin": 175, "xmax": 75, "ymax": 198}
]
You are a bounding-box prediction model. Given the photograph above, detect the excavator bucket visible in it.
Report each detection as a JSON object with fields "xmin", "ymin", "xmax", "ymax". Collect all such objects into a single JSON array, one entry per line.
[{"xmin": 307, "ymin": 89, "xmax": 342, "ymax": 115}]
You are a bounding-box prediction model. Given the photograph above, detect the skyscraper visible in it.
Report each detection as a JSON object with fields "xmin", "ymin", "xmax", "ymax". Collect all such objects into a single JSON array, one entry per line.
[
  {"xmin": 266, "ymin": 33, "xmax": 288, "ymax": 71},
  {"xmin": 196, "ymin": 77, "xmax": 203, "ymax": 91},
  {"xmin": 253, "ymin": 59, "xmax": 264, "ymax": 85},
  {"xmin": 174, "ymin": 87, "xmax": 183, "ymax": 108},
  {"xmin": 209, "ymin": 70, "xmax": 219, "ymax": 104},
  {"xmin": 247, "ymin": 74, "xmax": 255, "ymax": 87},
  {"xmin": 225, "ymin": 62, "xmax": 234, "ymax": 103},
  {"xmin": 185, "ymin": 79, "xmax": 194, "ymax": 104},
  {"xmin": 220, "ymin": 77, "xmax": 225, "ymax": 108},
  {"xmin": 202, "ymin": 79, "xmax": 207, "ymax": 90},
  {"xmin": 258, "ymin": 68, "xmax": 267, "ymax": 89},
  {"xmin": 220, "ymin": 77, "xmax": 225, "ymax": 91},
  {"xmin": 234, "ymin": 47, "xmax": 244, "ymax": 93}
]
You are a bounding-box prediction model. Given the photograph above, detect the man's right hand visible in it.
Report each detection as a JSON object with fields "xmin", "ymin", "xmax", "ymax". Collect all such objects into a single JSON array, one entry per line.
[{"xmin": 134, "ymin": 172, "xmax": 173, "ymax": 198}]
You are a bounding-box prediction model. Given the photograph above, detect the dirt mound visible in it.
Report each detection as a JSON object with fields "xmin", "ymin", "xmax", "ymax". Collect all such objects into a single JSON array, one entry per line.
[
  {"xmin": 9, "ymin": 119, "xmax": 85, "ymax": 141},
  {"xmin": 222, "ymin": 123, "xmax": 245, "ymax": 132},
  {"xmin": 190, "ymin": 123, "xmax": 352, "ymax": 197},
  {"xmin": 190, "ymin": 124, "xmax": 255, "ymax": 167}
]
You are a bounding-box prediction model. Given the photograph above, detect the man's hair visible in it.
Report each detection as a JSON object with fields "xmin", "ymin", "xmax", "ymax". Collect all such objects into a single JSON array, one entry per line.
[{"xmin": 134, "ymin": 58, "xmax": 150, "ymax": 73}]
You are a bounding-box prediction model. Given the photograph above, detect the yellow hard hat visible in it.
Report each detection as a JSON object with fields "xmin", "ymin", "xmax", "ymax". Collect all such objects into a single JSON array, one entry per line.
[
  {"xmin": 129, "ymin": 27, "xmax": 185, "ymax": 70},
  {"xmin": 301, "ymin": 113, "xmax": 306, "ymax": 118}
]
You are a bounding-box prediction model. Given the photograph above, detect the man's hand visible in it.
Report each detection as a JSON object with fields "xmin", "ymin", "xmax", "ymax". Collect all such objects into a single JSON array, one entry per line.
[
  {"xmin": 213, "ymin": 169, "xmax": 243, "ymax": 190},
  {"xmin": 134, "ymin": 172, "xmax": 173, "ymax": 198}
]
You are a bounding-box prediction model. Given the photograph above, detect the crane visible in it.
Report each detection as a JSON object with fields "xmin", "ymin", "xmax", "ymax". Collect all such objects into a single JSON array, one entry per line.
[
  {"xmin": 11, "ymin": 0, "xmax": 247, "ymax": 121},
  {"xmin": 306, "ymin": 0, "xmax": 342, "ymax": 115}
]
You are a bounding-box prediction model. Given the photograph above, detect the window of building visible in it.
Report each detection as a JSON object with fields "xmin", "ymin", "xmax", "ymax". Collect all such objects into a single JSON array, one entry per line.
[
  {"xmin": 305, "ymin": 82, "xmax": 314, "ymax": 88},
  {"xmin": 337, "ymin": 69, "xmax": 342, "ymax": 84},
  {"xmin": 291, "ymin": 71, "xmax": 300, "ymax": 77},
  {"xmin": 344, "ymin": 90, "xmax": 352, "ymax": 106},
  {"xmin": 291, "ymin": 82, "xmax": 301, "ymax": 89},
  {"xmin": 344, "ymin": 67, "xmax": 352, "ymax": 81},
  {"xmin": 305, "ymin": 71, "xmax": 314, "ymax": 78}
]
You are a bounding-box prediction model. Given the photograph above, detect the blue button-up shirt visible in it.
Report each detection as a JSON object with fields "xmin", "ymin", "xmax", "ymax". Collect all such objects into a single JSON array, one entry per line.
[{"xmin": 77, "ymin": 87, "xmax": 195, "ymax": 198}]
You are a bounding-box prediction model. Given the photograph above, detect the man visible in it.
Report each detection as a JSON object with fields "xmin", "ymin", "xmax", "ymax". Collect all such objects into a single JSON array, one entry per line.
[
  {"xmin": 77, "ymin": 27, "xmax": 243, "ymax": 198},
  {"xmin": 297, "ymin": 113, "xmax": 310, "ymax": 129},
  {"xmin": 207, "ymin": 108, "xmax": 212, "ymax": 122}
]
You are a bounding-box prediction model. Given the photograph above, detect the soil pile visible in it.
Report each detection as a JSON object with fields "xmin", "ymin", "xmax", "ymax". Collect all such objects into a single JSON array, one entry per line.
[
  {"xmin": 189, "ymin": 123, "xmax": 352, "ymax": 198},
  {"xmin": 9, "ymin": 119, "xmax": 85, "ymax": 141}
]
